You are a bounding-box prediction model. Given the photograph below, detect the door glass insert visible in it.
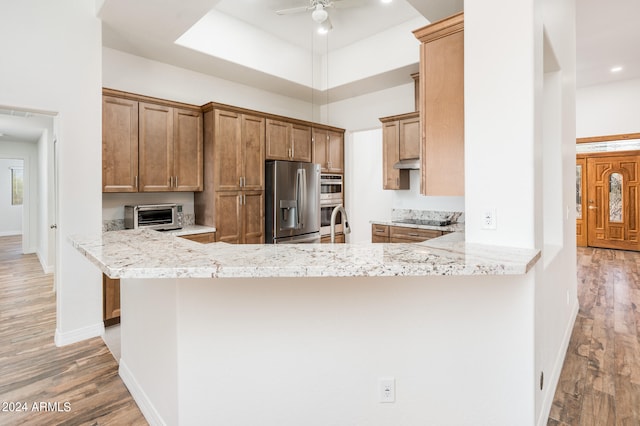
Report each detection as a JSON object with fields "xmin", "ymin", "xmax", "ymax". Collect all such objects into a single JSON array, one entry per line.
[
  {"xmin": 609, "ymin": 172, "xmax": 623, "ymax": 222},
  {"xmin": 576, "ymin": 164, "xmax": 582, "ymax": 219}
]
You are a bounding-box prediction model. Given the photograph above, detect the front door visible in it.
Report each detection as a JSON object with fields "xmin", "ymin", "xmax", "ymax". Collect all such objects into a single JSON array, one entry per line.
[{"xmin": 586, "ymin": 154, "xmax": 640, "ymax": 250}]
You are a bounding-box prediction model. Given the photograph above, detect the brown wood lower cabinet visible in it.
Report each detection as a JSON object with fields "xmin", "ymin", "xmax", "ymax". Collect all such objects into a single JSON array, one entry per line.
[
  {"xmin": 103, "ymin": 274, "xmax": 120, "ymax": 327},
  {"xmin": 320, "ymin": 233, "xmax": 345, "ymax": 243},
  {"xmin": 371, "ymin": 224, "xmax": 448, "ymax": 243},
  {"xmin": 371, "ymin": 224, "xmax": 390, "ymax": 243},
  {"xmin": 179, "ymin": 232, "xmax": 216, "ymax": 244},
  {"xmin": 102, "ymin": 231, "xmax": 217, "ymax": 327},
  {"xmin": 215, "ymin": 191, "xmax": 265, "ymax": 244}
]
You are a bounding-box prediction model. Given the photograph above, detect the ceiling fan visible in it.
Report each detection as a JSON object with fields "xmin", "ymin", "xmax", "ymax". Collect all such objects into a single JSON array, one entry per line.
[{"xmin": 275, "ymin": 0, "xmax": 366, "ymax": 33}]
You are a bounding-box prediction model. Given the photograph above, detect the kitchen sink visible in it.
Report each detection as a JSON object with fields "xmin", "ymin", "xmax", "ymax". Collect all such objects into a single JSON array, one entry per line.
[{"xmin": 392, "ymin": 218, "xmax": 452, "ymax": 226}]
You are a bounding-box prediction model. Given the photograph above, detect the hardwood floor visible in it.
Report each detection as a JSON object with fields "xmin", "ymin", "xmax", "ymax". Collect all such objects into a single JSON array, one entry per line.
[
  {"xmin": 0, "ymin": 236, "xmax": 146, "ymax": 426},
  {"xmin": 548, "ymin": 247, "xmax": 640, "ymax": 426}
]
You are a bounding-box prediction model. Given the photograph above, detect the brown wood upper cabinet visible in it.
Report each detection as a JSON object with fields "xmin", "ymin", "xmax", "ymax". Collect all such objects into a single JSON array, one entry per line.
[
  {"xmin": 102, "ymin": 90, "xmax": 203, "ymax": 193},
  {"xmin": 212, "ymin": 109, "xmax": 265, "ymax": 192},
  {"xmin": 103, "ymin": 96, "xmax": 139, "ymax": 193},
  {"xmin": 413, "ymin": 12, "xmax": 464, "ymax": 196},
  {"xmin": 313, "ymin": 128, "xmax": 344, "ymax": 173},
  {"xmin": 195, "ymin": 105, "xmax": 265, "ymax": 244},
  {"xmin": 265, "ymin": 118, "xmax": 312, "ymax": 162},
  {"xmin": 138, "ymin": 103, "xmax": 203, "ymax": 192},
  {"xmin": 379, "ymin": 112, "xmax": 419, "ymax": 190}
]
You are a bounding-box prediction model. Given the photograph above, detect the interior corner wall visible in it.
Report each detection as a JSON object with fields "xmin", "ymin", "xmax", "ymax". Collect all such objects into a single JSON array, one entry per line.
[
  {"xmin": 464, "ymin": 0, "xmax": 537, "ymax": 248},
  {"xmin": 576, "ymin": 77, "xmax": 640, "ymax": 137},
  {"xmin": 0, "ymin": 1, "xmax": 103, "ymax": 345}
]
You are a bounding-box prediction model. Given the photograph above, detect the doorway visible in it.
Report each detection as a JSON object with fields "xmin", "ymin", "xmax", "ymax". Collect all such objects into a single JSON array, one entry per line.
[
  {"xmin": 0, "ymin": 107, "xmax": 58, "ymax": 273},
  {"xmin": 577, "ymin": 148, "xmax": 640, "ymax": 251}
]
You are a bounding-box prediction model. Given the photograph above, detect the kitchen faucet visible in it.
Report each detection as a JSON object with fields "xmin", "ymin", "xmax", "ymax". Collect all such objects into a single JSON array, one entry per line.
[{"xmin": 330, "ymin": 204, "xmax": 350, "ymax": 243}]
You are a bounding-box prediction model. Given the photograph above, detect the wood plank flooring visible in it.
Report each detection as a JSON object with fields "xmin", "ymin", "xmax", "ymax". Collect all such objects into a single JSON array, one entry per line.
[
  {"xmin": 548, "ymin": 247, "xmax": 640, "ymax": 426},
  {"xmin": 0, "ymin": 236, "xmax": 146, "ymax": 426}
]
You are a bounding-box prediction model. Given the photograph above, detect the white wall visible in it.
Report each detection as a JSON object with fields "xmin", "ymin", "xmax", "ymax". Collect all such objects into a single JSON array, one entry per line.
[
  {"xmin": 103, "ymin": 47, "xmax": 314, "ymax": 122},
  {"xmin": 0, "ymin": 158, "xmax": 24, "ymax": 236},
  {"xmin": 345, "ymin": 130, "xmax": 393, "ymax": 243},
  {"xmin": 466, "ymin": 1, "xmax": 577, "ymax": 425},
  {"xmin": 0, "ymin": 0, "xmax": 103, "ymax": 345},
  {"xmin": 576, "ymin": 77, "xmax": 640, "ymax": 137}
]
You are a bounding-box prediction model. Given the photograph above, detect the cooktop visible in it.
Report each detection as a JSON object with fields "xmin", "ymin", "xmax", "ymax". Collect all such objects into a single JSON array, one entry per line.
[{"xmin": 392, "ymin": 218, "xmax": 452, "ymax": 227}]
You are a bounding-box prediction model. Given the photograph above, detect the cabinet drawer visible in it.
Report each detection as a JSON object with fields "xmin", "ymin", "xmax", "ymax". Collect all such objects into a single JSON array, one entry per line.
[
  {"xmin": 371, "ymin": 224, "xmax": 390, "ymax": 237},
  {"xmin": 389, "ymin": 226, "xmax": 443, "ymax": 242},
  {"xmin": 321, "ymin": 233, "xmax": 345, "ymax": 244},
  {"xmin": 179, "ymin": 232, "xmax": 216, "ymax": 244}
]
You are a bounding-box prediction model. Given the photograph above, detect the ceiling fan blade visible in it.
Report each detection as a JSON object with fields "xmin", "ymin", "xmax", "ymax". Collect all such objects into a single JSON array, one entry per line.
[
  {"xmin": 329, "ymin": 0, "xmax": 369, "ymax": 9},
  {"xmin": 275, "ymin": 5, "xmax": 313, "ymax": 15}
]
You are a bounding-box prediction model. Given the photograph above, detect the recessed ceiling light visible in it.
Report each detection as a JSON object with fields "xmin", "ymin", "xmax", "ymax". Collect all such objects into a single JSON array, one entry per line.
[
  {"xmin": 610, "ymin": 66, "xmax": 623, "ymax": 73},
  {"xmin": 381, "ymin": 0, "xmax": 393, "ymax": 3}
]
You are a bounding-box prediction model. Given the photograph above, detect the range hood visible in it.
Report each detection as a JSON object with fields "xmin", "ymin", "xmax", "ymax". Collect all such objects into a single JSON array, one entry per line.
[{"xmin": 393, "ymin": 159, "xmax": 420, "ymax": 170}]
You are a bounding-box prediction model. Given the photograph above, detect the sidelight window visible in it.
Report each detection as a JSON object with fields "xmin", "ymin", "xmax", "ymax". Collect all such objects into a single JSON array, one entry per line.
[
  {"xmin": 11, "ymin": 167, "xmax": 23, "ymax": 206},
  {"xmin": 576, "ymin": 165, "xmax": 582, "ymax": 219}
]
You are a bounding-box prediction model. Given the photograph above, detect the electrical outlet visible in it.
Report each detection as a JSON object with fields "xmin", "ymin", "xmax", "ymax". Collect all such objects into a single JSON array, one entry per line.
[
  {"xmin": 482, "ymin": 209, "xmax": 497, "ymax": 230},
  {"xmin": 379, "ymin": 377, "xmax": 395, "ymax": 403}
]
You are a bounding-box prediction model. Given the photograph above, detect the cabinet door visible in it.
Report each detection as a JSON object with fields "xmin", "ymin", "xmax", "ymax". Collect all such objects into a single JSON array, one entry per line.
[
  {"xmin": 291, "ymin": 123, "xmax": 312, "ymax": 162},
  {"xmin": 327, "ymin": 130, "xmax": 344, "ymax": 173},
  {"xmin": 103, "ymin": 274, "xmax": 120, "ymax": 326},
  {"xmin": 173, "ymin": 108, "xmax": 203, "ymax": 191},
  {"xmin": 265, "ymin": 119, "xmax": 291, "ymax": 160},
  {"xmin": 420, "ymin": 25, "xmax": 464, "ymax": 196},
  {"xmin": 242, "ymin": 114, "xmax": 265, "ymax": 190},
  {"xmin": 215, "ymin": 191, "xmax": 242, "ymax": 244},
  {"xmin": 312, "ymin": 128, "xmax": 329, "ymax": 171},
  {"xmin": 399, "ymin": 116, "xmax": 420, "ymax": 160},
  {"xmin": 242, "ymin": 190, "xmax": 265, "ymax": 244},
  {"xmin": 102, "ymin": 96, "xmax": 139, "ymax": 192},
  {"xmin": 382, "ymin": 121, "xmax": 408, "ymax": 190},
  {"xmin": 139, "ymin": 102, "xmax": 173, "ymax": 192},
  {"xmin": 215, "ymin": 109, "xmax": 243, "ymax": 191}
]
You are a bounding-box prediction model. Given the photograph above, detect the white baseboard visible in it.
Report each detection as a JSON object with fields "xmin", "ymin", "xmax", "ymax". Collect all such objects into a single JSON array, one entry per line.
[
  {"xmin": 54, "ymin": 322, "xmax": 104, "ymax": 347},
  {"xmin": 537, "ymin": 299, "xmax": 580, "ymax": 426},
  {"xmin": 0, "ymin": 230, "xmax": 21, "ymax": 237},
  {"xmin": 119, "ymin": 360, "xmax": 166, "ymax": 426},
  {"xmin": 37, "ymin": 249, "xmax": 54, "ymax": 274}
]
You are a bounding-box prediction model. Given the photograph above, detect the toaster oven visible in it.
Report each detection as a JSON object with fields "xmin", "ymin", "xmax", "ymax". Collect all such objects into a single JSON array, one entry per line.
[{"xmin": 124, "ymin": 204, "xmax": 184, "ymax": 231}]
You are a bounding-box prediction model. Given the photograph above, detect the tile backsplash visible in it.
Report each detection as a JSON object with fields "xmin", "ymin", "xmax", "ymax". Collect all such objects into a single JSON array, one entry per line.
[{"xmin": 102, "ymin": 213, "xmax": 195, "ymax": 232}]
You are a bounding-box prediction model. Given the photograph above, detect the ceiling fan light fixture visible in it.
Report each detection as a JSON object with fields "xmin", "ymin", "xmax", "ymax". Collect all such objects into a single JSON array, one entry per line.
[
  {"xmin": 311, "ymin": 6, "xmax": 328, "ymax": 23},
  {"xmin": 317, "ymin": 17, "xmax": 332, "ymax": 34}
]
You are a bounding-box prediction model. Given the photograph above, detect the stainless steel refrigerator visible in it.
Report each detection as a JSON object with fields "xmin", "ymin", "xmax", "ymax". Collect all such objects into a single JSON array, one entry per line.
[{"xmin": 265, "ymin": 161, "xmax": 321, "ymax": 244}]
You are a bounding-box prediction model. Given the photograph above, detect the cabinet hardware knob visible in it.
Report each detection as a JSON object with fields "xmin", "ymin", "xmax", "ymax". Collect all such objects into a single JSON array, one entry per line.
[
  {"xmin": 134, "ymin": 176, "xmax": 138, "ymax": 188},
  {"xmin": 50, "ymin": 224, "xmax": 57, "ymax": 229},
  {"xmin": 588, "ymin": 206, "xmax": 597, "ymax": 210}
]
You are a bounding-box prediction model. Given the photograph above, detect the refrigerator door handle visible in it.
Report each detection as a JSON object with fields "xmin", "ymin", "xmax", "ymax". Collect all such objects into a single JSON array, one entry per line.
[{"xmin": 296, "ymin": 168, "xmax": 306, "ymax": 229}]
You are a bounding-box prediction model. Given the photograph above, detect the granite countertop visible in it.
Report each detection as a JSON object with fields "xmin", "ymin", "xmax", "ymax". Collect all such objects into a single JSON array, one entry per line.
[
  {"xmin": 160, "ymin": 224, "xmax": 216, "ymax": 237},
  {"xmin": 70, "ymin": 229, "xmax": 540, "ymax": 279}
]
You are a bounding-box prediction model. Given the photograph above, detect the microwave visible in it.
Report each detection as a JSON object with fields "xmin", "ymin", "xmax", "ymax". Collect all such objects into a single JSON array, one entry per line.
[
  {"xmin": 124, "ymin": 204, "xmax": 184, "ymax": 231},
  {"xmin": 320, "ymin": 174, "xmax": 343, "ymax": 202}
]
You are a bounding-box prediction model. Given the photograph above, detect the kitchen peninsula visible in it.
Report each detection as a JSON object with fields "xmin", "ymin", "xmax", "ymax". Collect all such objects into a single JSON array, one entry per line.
[{"xmin": 71, "ymin": 231, "xmax": 541, "ymax": 425}]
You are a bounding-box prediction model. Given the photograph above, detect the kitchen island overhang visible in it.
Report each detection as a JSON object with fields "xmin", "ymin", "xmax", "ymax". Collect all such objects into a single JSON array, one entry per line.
[{"xmin": 70, "ymin": 230, "xmax": 541, "ymax": 426}]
